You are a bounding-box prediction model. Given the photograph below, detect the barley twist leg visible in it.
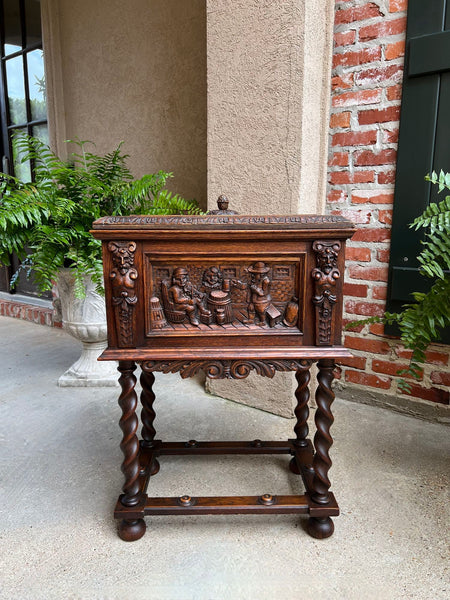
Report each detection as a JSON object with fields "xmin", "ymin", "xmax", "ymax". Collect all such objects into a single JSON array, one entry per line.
[
  {"xmin": 117, "ymin": 360, "xmax": 145, "ymax": 541},
  {"xmin": 308, "ymin": 358, "xmax": 336, "ymax": 539},
  {"xmin": 140, "ymin": 369, "xmax": 160, "ymax": 475},
  {"xmin": 289, "ymin": 362, "xmax": 312, "ymax": 475}
]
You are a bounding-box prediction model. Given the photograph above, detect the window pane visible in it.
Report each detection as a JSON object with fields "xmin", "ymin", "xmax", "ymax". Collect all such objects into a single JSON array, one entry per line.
[
  {"xmin": 32, "ymin": 123, "xmax": 49, "ymax": 146},
  {"xmin": 25, "ymin": 0, "xmax": 42, "ymax": 46},
  {"xmin": 27, "ymin": 49, "xmax": 46, "ymax": 120},
  {"xmin": 6, "ymin": 55, "xmax": 27, "ymax": 124},
  {"xmin": 3, "ymin": 0, "xmax": 22, "ymax": 56},
  {"xmin": 11, "ymin": 130, "xmax": 32, "ymax": 182}
]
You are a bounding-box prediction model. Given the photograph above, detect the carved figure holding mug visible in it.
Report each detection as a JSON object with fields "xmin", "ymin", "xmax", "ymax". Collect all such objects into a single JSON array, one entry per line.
[
  {"xmin": 168, "ymin": 267, "xmax": 211, "ymax": 326},
  {"xmin": 244, "ymin": 261, "xmax": 272, "ymax": 325}
]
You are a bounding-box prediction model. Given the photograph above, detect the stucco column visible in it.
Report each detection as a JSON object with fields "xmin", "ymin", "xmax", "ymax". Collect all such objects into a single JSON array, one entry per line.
[{"xmin": 206, "ymin": 0, "xmax": 335, "ymax": 416}]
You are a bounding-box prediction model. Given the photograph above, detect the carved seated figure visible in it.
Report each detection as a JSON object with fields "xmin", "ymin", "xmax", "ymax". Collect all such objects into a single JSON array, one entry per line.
[{"xmin": 161, "ymin": 267, "xmax": 211, "ymax": 326}]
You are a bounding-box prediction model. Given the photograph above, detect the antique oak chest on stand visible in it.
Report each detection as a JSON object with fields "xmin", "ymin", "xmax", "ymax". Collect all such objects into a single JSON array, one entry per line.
[{"xmin": 92, "ymin": 204, "xmax": 355, "ymax": 541}]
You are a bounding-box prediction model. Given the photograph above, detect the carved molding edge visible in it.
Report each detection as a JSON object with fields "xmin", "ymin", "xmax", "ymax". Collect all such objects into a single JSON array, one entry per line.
[
  {"xmin": 312, "ymin": 240, "xmax": 341, "ymax": 346},
  {"xmin": 94, "ymin": 214, "xmax": 352, "ymax": 227},
  {"xmin": 141, "ymin": 359, "xmax": 313, "ymax": 380},
  {"xmin": 108, "ymin": 241, "xmax": 138, "ymax": 347}
]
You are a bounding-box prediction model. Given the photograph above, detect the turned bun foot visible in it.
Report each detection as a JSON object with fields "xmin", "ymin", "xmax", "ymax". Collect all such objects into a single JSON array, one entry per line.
[
  {"xmin": 307, "ymin": 516, "xmax": 334, "ymax": 539},
  {"xmin": 118, "ymin": 518, "xmax": 146, "ymax": 542},
  {"xmin": 289, "ymin": 457, "xmax": 301, "ymax": 475},
  {"xmin": 150, "ymin": 458, "xmax": 160, "ymax": 476}
]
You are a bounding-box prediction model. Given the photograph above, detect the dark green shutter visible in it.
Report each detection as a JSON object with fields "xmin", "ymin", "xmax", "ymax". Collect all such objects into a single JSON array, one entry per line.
[{"xmin": 386, "ymin": 0, "xmax": 450, "ymax": 344}]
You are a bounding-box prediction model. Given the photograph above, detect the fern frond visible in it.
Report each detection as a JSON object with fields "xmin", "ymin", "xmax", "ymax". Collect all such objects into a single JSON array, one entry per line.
[
  {"xmin": 411, "ymin": 196, "xmax": 450, "ymax": 232},
  {"xmin": 1, "ymin": 134, "xmax": 203, "ymax": 296},
  {"xmin": 151, "ymin": 190, "xmax": 203, "ymax": 215},
  {"xmin": 346, "ymin": 171, "xmax": 450, "ymax": 387}
]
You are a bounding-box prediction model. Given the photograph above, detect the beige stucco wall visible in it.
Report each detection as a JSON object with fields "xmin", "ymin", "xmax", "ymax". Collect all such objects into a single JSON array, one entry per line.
[
  {"xmin": 206, "ymin": 0, "xmax": 335, "ymax": 416},
  {"xmin": 206, "ymin": 0, "xmax": 334, "ymax": 215},
  {"xmin": 42, "ymin": 0, "xmax": 207, "ymax": 208}
]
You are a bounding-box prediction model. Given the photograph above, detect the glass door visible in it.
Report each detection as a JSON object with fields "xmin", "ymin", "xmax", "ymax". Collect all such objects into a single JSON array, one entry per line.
[{"xmin": 0, "ymin": 0, "xmax": 49, "ymax": 296}]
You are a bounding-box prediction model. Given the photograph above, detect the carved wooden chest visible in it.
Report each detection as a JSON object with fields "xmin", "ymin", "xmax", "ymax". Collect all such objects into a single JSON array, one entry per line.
[{"xmin": 92, "ymin": 210, "xmax": 355, "ymax": 541}]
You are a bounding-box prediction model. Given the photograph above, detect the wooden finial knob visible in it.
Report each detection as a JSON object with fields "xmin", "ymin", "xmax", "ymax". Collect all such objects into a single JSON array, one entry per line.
[
  {"xmin": 217, "ymin": 195, "xmax": 229, "ymax": 210},
  {"xmin": 207, "ymin": 195, "xmax": 238, "ymax": 215}
]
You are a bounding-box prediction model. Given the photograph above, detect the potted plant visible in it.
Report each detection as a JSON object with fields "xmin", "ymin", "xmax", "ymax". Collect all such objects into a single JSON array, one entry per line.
[
  {"xmin": 347, "ymin": 170, "xmax": 450, "ymax": 390},
  {"xmin": 0, "ymin": 135, "xmax": 202, "ymax": 385}
]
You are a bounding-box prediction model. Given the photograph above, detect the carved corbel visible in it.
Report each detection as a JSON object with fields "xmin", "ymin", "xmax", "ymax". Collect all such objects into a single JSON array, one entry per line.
[
  {"xmin": 108, "ymin": 241, "xmax": 138, "ymax": 347},
  {"xmin": 312, "ymin": 241, "xmax": 341, "ymax": 346}
]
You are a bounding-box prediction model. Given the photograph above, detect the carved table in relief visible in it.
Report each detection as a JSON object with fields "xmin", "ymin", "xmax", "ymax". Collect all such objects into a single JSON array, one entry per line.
[{"xmin": 92, "ymin": 210, "xmax": 355, "ymax": 541}]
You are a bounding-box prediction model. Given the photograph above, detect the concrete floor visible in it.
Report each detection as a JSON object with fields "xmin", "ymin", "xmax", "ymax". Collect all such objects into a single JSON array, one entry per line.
[{"xmin": 0, "ymin": 317, "xmax": 449, "ymax": 600}]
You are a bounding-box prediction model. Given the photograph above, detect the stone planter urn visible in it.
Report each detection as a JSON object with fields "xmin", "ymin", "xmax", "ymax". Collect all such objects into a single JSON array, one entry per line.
[{"xmin": 56, "ymin": 269, "xmax": 118, "ymax": 387}]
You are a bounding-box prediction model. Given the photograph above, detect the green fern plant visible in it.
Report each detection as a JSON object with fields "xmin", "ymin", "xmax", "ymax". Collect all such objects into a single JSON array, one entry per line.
[
  {"xmin": 346, "ymin": 170, "xmax": 450, "ymax": 391},
  {"xmin": 0, "ymin": 136, "xmax": 203, "ymax": 296}
]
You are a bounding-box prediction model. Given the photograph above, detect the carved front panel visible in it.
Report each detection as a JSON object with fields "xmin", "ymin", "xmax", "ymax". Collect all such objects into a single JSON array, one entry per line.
[{"xmin": 144, "ymin": 257, "xmax": 305, "ymax": 336}]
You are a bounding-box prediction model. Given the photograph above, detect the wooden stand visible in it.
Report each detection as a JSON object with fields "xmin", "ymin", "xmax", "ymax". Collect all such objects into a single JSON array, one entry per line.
[
  {"xmin": 114, "ymin": 357, "xmax": 338, "ymax": 541},
  {"xmin": 92, "ymin": 205, "xmax": 355, "ymax": 541}
]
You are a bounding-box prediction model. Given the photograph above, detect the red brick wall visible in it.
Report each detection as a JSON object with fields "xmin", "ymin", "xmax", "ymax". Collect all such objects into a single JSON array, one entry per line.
[{"xmin": 329, "ymin": 0, "xmax": 450, "ymax": 406}]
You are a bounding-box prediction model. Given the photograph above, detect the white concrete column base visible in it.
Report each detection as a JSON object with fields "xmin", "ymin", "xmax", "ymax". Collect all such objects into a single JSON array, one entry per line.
[
  {"xmin": 206, "ymin": 372, "xmax": 296, "ymax": 419},
  {"xmin": 206, "ymin": 364, "xmax": 318, "ymax": 418}
]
